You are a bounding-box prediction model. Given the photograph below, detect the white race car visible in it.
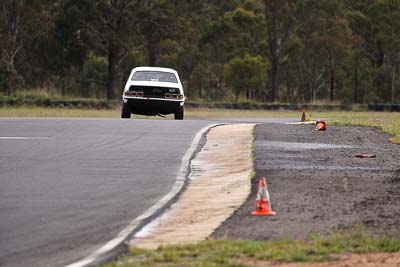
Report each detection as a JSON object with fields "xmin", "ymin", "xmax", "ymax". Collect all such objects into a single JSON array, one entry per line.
[{"xmin": 121, "ymin": 67, "xmax": 185, "ymax": 120}]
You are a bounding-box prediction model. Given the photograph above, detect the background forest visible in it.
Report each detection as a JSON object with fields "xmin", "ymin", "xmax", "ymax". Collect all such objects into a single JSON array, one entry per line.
[{"xmin": 1, "ymin": 0, "xmax": 400, "ymax": 104}]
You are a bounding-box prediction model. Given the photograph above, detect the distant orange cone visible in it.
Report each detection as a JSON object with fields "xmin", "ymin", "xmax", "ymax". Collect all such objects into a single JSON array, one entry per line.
[
  {"xmin": 251, "ymin": 177, "xmax": 277, "ymax": 216},
  {"xmin": 315, "ymin": 120, "xmax": 327, "ymax": 131},
  {"xmin": 301, "ymin": 111, "xmax": 306, "ymax": 122}
]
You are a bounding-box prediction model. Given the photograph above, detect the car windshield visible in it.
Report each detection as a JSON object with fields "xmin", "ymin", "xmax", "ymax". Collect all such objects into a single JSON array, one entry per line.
[{"xmin": 132, "ymin": 71, "xmax": 178, "ymax": 83}]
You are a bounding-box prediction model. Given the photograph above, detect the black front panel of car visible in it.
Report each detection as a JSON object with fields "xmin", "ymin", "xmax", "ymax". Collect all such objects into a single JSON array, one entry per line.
[
  {"xmin": 129, "ymin": 86, "xmax": 180, "ymax": 98},
  {"xmin": 126, "ymin": 98, "xmax": 182, "ymax": 116}
]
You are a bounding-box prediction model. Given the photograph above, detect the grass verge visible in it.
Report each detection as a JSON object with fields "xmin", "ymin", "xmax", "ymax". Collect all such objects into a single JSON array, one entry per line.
[
  {"xmin": 1, "ymin": 107, "xmax": 399, "ymax": 143},
  {"xmin": 186, "ymin": 109, "xmax": 400, "ymax": 143},
  {"xmin": 103, "ymin": 229, "xmax": 400, "ymax": 267},
  {"xmin": 324, "ymin": 112, "xmax": 400, "ymax": 143},
  {"xmin": 0, "ymin": 106, "xmax": 120, "ymax": 118}
]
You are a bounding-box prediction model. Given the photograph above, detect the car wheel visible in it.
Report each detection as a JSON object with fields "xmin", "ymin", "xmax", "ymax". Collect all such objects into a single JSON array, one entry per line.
[
  {"xmin": 121, "ymin": 103, "xmax": 131, "ymax": 119},
  {"xmin": 174, "ymin": 106, "xmax": 184, "ymax": 120}
]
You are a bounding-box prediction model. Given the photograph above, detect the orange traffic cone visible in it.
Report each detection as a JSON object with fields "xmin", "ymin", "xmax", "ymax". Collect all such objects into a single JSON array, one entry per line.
[
  {"xmin": 251, "ymin": 177, "xmax": 277, "ymax": 216},
  {"xmin": 315, "ymin": 120, "xmax": 327, "ymax": 131},
  {"xmin": 301, "ymin": 111, "xmax": 306, "ymax": 122}
]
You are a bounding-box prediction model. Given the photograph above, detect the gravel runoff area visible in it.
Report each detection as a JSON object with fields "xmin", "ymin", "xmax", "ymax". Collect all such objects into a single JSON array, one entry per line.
[{"xmin": 213, "ymin": 123, "xmax": 400, "ymax": 240}]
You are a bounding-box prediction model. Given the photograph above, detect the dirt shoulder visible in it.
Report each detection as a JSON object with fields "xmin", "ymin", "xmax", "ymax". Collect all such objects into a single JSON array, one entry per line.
[
  {"xmin": 240, "ymin": 251, "xmax": 400, "ymax": 267},
  {"xmin": 213, "ymin": 123, "xmax": 400, "ymax": 240}
]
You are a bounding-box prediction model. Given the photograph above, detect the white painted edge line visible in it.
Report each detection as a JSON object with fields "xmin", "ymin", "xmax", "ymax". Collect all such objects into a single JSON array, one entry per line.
[
  {"xmin": 0, "ymin": 137, "xmax": 54, "ymax": 140},
  {"xmin": 65, "ymin": 123, "xmax": 220, "ymax": 267}
]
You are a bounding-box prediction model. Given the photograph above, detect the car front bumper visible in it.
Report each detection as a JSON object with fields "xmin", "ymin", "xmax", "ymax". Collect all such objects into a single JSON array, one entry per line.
[{"xmin": 123, "ymin": 97, "xmax": 184, "ymax": 116}]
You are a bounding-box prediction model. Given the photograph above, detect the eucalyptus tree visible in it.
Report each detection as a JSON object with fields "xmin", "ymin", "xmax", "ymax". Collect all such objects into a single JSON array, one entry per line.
[
  {"xmin": 224, "ymin": 54, "xmax": 268, "ymax": 102},
  {"xmin": 368, "ymin": 0, "xmax": 400, "ymax": 103},
  {"xmin": 1, "ymin": 0, "xmax": 27, "ymax": 95},
  {"xmin": 346, "ymin": 0, "xmax": 400, "ymax": 103},
  {"xmin": 96, "ymin": 0, "xmax": 143, "ymax": 99},
  {"xmin": 263, "ymin": 0, "xmax": 296, "ymax": 102}
]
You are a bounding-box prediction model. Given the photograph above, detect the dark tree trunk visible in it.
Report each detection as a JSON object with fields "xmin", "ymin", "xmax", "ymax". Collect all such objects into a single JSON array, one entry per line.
[
  {"xmin": 148, "ymin": 43, "xmax": 159, "ymax": 67},
  {"xmin": 61, "ymin": 77, "xmax": 66, "ymax": 96},
  {"xmin": 264, "ymin": 0, "xmax": 293, "ymax": 103},
  {"xmin": 269, "ymin": 56, "xmax": 279, "ymax": 102},
  {"xmin": 199, "ymin": 86, "xmax": 202, "ymax": 99},
  {"xmin": 392, "ymin": 65, "xmax": 396, "ymax": 103},
  {"xmin": 106, "ymin": 40, "xmax": 117, "ymax": 100},
  {"xmin": 287, "ymin": 85, "xmax": 291, "ymax": 102},
  {"xmin": 298, "ymin": 85, "xmax": 304, "ymax": 104},
  {"xmin": 377, "ymin": 40, "xmax": 384, "ymax": 67},
  {"xmin": 5, "ymin": 83, "xmax": 11, "ymax": 96},
  {"xmin": 354, "ymin": 59, "xmax": 358, "ymax": 104},
  {"xmin": 310, "ymin": 76, "xmax": 315, "ymax": 103},
  {"xmin": 330, "ymin": 66, "xmax": 336, "ymax": 102},
  {"xmin": 58, "ymin": 71, "xmax": 66, "ymax": 96},
  {"xmin": 235, "ymin": 91, "xmax": 240, "ymax": 103},
  {"xmin": 266, "ymin": 7, "xmax": 279, "ymax": 103}
]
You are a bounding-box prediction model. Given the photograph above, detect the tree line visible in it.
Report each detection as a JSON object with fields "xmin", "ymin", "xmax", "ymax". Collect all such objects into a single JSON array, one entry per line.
[{"xmin": 1, "ymin": 0, "xmax": 400, "ymax": 104}]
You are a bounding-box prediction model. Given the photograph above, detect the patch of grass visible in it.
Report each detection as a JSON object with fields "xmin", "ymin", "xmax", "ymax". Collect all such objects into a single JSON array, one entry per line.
[
  {"xmin": 187, "ymin": 108, "xmax": 299, "ymax": 118},
  {"xmin": 0, "ymin": 106, "xmax": 121, "ymax": 118},
  {"xmin": 250, "ymin": 170, "xmax": 256, "ymax": 180},
  {"xmin": 0, "ymin": 106, "xmax": 297, "ymax": 119},
  {"xmin": 1, "ymin": 107, "xmax": 399, "ymax": 143},
  {"xmin": 103, "ymin": 230, "xmax": 400, "ymax": 267},
  {"xmin": 315, "ymin": 111, "xmax": 400, "ymax": 143}
]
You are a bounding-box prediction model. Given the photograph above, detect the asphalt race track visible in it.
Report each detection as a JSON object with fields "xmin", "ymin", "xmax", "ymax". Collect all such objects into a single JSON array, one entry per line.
[{"xmin": 0, "ymin": 118, "xmax": 212, "ymax": 267}]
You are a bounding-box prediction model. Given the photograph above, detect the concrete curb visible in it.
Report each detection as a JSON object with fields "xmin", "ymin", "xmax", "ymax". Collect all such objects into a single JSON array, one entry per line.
[
  {"xmin": 65, "ymin": 123, "xmax": 221, "ymax": 267},
  {"xmin": 131, "ymin": 123, "xmax": 255, "ymax": 249}
]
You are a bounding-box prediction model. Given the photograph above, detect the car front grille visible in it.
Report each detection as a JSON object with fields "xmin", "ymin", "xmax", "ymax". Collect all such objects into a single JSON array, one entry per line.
[{"xmin": 129, "ymin": 86, "xmax": 180, "ymax": 98}]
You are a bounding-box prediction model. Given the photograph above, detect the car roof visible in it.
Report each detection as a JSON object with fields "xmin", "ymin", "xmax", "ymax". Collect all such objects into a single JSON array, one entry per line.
[{"xmin": 132, "ymin": 66, "xmax": 178, "ymax": 75}]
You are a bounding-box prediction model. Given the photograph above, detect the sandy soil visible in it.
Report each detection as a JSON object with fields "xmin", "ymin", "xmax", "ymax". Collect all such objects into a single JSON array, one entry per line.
[{"xmin": 213, "ymin": 123, "xmax": 400, "ymax": 262}]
